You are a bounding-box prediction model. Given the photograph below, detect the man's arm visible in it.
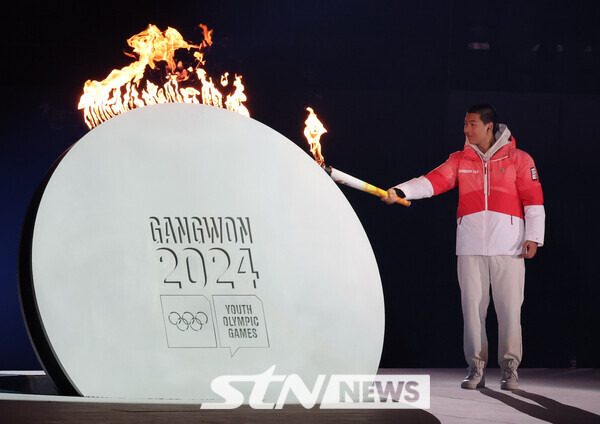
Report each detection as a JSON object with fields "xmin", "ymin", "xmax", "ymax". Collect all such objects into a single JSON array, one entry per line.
[
  {"xmin": 515, "ymin": 150, "xmax": 545, "ymax": 257},
  {"xmin": 382, "ymin": 153, "xmax": 460, "ymax": 205}
]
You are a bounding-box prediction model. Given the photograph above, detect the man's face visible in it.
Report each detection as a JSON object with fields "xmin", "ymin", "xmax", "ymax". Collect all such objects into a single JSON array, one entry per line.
[{"xmin": 463, "ymin": 113, "xmax": 491, "ymax": 146}]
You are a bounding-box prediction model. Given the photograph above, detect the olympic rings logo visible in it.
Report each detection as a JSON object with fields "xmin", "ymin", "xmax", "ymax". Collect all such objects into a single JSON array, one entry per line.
[{"xmin": 168, "ymin": 311, "xmax": 209, "ymax": 332}]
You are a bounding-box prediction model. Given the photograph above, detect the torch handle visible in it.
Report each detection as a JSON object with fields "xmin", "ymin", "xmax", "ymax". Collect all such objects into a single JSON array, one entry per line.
[{"xmin": 371, "ymin": 186, "xmax": 412, "ymax": 207}]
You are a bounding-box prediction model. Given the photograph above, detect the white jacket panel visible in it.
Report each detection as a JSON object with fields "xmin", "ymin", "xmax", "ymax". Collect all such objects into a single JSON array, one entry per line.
[{"xmin": 457, "ymin": 211, "xmax": 526, "ymax": 256}]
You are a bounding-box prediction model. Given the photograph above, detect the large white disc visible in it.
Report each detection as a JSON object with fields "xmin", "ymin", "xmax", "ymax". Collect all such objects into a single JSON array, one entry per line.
[{"xmin": 22, "ymin": 103, "xmax": 384, "ymax": 401}]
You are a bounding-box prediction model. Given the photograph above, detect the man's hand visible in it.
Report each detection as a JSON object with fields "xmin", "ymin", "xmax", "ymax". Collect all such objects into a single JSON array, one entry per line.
[
  {"xmin": 382, "ymin": 188, "xmax": 398, "ymax": 205},
  {"xmin": 521, "ymin": 240, "xmax": 538, "ymax": 259}
]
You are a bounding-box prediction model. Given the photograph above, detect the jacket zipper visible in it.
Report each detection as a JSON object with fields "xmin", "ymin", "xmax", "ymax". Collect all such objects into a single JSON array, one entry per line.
[
  {"xmin": 483, "ymin": 160, "xmax": 489, "ymax": 210},
  {"xmin": 482, "ymin": 159, "xmax": 489, "ymax": 255}
]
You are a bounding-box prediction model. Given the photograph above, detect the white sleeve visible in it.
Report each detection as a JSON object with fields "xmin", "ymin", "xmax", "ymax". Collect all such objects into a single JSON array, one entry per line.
[
  {"xmin": 524, "ymin": 205, "xmax": 545, "ymax": 246},
  {"xmin": 394, "ymin": 176, "xmax": 434, "ymax": 200}
]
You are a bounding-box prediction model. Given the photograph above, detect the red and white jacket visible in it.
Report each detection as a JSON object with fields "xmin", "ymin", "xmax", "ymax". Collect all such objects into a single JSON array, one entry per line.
[{"xmin": 396, "ymin": 125, "xmax": 545, "ymax": 256}]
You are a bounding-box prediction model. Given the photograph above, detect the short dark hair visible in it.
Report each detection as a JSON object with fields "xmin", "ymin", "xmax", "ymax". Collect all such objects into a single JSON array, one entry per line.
[{"xmin": 468, "ymin": 104, "xmax": 498, "ymax": 132}]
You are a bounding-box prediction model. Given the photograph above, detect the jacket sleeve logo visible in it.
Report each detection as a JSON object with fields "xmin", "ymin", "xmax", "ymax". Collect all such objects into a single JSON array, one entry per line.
[{"xmin": 530, "ymin": 167, "xmax": 538, "ymax": 181}]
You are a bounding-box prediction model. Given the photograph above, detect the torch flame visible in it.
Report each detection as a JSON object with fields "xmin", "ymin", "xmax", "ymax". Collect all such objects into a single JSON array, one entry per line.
[
  {"xmin": 303, "ymin": 107, "xmax": 327, "ymax": 167},
  {"xmin": 78, "ymin": 24, "xmax": 249, "ymax": 129}
]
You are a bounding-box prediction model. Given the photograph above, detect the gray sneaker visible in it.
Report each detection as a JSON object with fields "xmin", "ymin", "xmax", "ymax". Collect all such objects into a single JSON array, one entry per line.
[
  {"xmin": 501, "ymin": 368, "xmax": 519, "ymax": 390},
  {"xmin": 461, "ymin": 368, "xmax": 485, "ymax": 389}
]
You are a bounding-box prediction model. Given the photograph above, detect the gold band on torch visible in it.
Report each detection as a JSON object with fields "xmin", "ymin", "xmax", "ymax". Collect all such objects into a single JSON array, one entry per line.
[{"xmin": 325, "ymin": 166, "xmax": 411, "ymax": 207}]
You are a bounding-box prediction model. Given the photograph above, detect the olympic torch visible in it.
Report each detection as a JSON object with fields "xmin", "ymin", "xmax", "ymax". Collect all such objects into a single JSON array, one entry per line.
[
  {"xmin": 324, "ymin": 166, "xmax": 411, "ymax": 206},
  {"xmin": 304, "ymin": 107, "xmax": 410, "ymax": 207}
]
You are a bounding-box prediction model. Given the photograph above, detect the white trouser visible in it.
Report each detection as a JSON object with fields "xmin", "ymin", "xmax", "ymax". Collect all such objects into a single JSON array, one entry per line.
[{"xmin": 457, "ymin": 255, "xmax": 525, "ymax": 371}]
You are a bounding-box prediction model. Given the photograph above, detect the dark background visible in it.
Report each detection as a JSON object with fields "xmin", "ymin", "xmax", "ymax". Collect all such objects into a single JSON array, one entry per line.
[{"xmin": 2, "ymin": 0, "xmax": 599, "ymax": 371}]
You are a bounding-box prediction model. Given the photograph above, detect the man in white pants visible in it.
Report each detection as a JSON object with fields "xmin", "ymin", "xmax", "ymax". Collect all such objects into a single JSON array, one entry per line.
[{"xmin": 383, "ymin": 104, "xmax": 545, "ymax": 390}]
